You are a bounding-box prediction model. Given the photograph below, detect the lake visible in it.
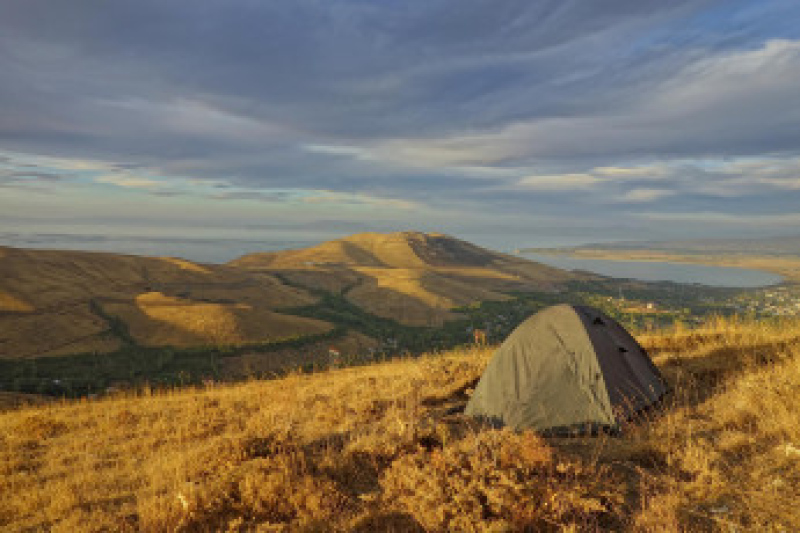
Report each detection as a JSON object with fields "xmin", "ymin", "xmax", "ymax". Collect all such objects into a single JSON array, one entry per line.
[{"xmin": 523, "ymin": 252, "xmax": 782, "ymax": 288}]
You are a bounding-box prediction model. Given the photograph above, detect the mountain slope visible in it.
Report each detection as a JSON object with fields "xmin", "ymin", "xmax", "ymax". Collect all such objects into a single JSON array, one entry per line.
[
  {"xmin": 232, "ymin": 231, "xmax": 502, "ymax": 269},
  {"xmin": 231, "ymin": 231, "xmax": 588, "ymax": 325}
]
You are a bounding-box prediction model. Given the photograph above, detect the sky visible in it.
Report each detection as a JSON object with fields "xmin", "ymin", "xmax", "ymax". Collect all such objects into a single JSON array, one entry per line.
[{"xmin": 2, "ymin": 0, "xmax": 800, "ymax": 253}]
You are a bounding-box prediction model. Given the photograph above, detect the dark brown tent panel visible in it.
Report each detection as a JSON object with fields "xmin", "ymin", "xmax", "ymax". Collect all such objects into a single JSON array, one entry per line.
[{"xmin": 465, "ymin": 304, "xmax": 667, "ymax": 434}]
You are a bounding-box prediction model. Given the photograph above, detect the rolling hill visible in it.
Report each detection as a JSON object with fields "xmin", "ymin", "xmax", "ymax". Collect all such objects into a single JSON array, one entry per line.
[
  {"xmin": 0, "ymin": 232, "xmax": 586, "ymax": 368},
  {"xmin": 0, "ymin": 246, "xmax": 328, "ymax": 359}
]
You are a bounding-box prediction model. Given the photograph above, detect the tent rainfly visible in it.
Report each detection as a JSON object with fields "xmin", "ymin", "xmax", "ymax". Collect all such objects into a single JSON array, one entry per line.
[{"xmin": 465, "ymin": 304, "xmax": 667, "ymax": 434}]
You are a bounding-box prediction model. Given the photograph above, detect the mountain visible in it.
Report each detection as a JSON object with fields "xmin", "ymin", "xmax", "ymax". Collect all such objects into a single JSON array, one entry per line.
[
  {"xmin": 230, "ymin": 232, "xmax": 587, "ymax": 326},
  {"xmin": 232, "ymin": 231, "xmax": 511, "ymax": 269}
]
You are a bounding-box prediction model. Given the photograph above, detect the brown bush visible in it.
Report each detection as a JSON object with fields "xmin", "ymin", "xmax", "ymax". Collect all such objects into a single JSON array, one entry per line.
[{"xmin": 381, "ymin": 429, "xmax": 618, "ymax": 531}]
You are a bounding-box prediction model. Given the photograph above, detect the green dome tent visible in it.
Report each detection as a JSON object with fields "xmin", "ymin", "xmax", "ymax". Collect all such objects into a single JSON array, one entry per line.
[{"xmin": 465, "ymin": 304, "xmax": 667, "ymax": 434}]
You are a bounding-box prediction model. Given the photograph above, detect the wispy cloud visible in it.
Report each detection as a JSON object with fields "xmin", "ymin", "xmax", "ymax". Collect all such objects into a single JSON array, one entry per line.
[
  {"xmin": 634, "ymin": 211, "xmax": 800, "ymax": 227},
  {"xmin": 619, "ymin": 188, "xmax": 675, "ymax": 203},
  {"xmin": 303, "ymin": 191, "xmax": 419, "ymax": 210},
  {"xmin": 96, "ymin": 175, "xmax": 163, "ymax": 189},
  {"xmin": 515, "ymin": 173, "xmax": 600, "ymax": 191},
  {"xmin": 593, "ymin": 165, "xmax": 671, "ymax": 180}
]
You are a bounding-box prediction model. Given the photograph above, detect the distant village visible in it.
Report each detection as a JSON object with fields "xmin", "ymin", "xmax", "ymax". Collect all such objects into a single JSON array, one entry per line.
[
  {"xmin": 602, "ymin": 282, "xmax": 800, "ymax": 322},
  {"xmin": 734, "ymin": 285, "xmax": 800, "ymax": 317}
]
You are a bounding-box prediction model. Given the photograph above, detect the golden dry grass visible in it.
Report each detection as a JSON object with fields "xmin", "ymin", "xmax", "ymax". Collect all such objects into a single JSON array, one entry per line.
[
  {"xmin": 2, "ymin": 317, "xmax": 800, "ymax": 531},
  {"xmin": 230, "ymin": 232, "xmax": 440, "ymax": 269},
  {"xmin": 345, "ymin": 268, "xmax": 508, "ymax": 326},
  {"xmin": 102, "ymin": 292, "xmax": 332, "ymax": 348},
  {"xmin": 0, "ymin": 290, "xmax": 34, "ymax": 313}
]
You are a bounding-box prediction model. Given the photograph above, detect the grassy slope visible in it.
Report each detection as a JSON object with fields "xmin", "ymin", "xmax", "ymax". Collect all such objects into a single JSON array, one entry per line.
[
  {"xmin": 2, "ymin": 318, "xmax": 800, "ymax": 531},
  {"xmin": 231, "ymin": 232, "xmax": 585, "ymax": 326},
  {"xmin": 0, "ymin": 246, "xmax": 327, "ymax": 359}
]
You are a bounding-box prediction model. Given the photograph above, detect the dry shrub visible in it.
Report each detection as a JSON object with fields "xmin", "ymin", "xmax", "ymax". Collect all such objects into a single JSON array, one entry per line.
[
  {"xmin": 137, "ymin": 435, "xmax": 353, "ymax": 532},
  {"xmin": 381, "ymin": 428, "xmax": 619, "ymax": 531},
  {"xmin": 632, "ymin": 488, "xmax": 681, "ymax": 532},
  {"xmin": 238, "ymin": 457, "xmax": 351, "ymax": 523}
]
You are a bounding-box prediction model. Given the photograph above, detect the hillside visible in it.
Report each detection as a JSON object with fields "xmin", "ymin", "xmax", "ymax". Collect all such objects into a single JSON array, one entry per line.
[
  {"xmin": 0, "ymin": 246, "xmax": 330, "ymax": 359},
  {"xmin": 0, "ymin": 233, "xmax": 591, "ymax": 394},
  {"xmin": 1, "ymin": 317, "xmax": 798, "ymax": 531},
  {"xmin": 0, "ymin": 233, "xmax": 583, "ymax": 362},
  {"xmin": 231, "ymin": 232, "xmax": 587, "ymax": 326}
]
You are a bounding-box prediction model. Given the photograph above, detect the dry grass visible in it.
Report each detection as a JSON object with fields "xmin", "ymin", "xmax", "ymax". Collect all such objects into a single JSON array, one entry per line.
[
  {"xmin": 0, "ymin": 290, "xmax": 34, "ymax": 313},
  {"xmin": 2, "ymin": 318, "xmax": 800, "ymax": 531},
  {"xmin": 0, "ymin": 302, "xmax": 122, "ymax": 358},
  {"xmin": 345, "ymin": 268, "xmax": 496, "ymax": 326},
  {"xmin": 102, "ymin": 292, "xmax": 332, "ymax": 347}
]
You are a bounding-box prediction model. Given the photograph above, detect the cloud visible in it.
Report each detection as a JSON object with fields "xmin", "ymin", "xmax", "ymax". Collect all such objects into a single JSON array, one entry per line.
[
  {"xmin": 619, "ymin": 188, "xmax": 675, "ymax": 203},
  {"xmin": 516, "ymin": 173, "xmax": 600, "ymax": 191},
  {"xmin": 634, "ymin": 211, "xmax": 800, "ymax": 227},
  {"xmin": 1, "ymin": 1, "xmax": 800, "ymax": 242},
  {"xmin": 95, "ymin": 175, "xmax": 163, "ymax": 189},
  {"xmin": 302, "ymin": 144, "xmax": 371, "ymax": 159},
  {"xmin": 0, "ymin": 170, "xmax": 63, "ymax": 183},
  {"xmin": 354, "ymin": 38, "xmax": 800, "ymax": 168},
  {"xmin": 593, "ymin": 165, "xmax": 671, "ymax": 180},
  {"xmin": 302, "ymin": 191, "xmax": 419, "ymax": 210}
]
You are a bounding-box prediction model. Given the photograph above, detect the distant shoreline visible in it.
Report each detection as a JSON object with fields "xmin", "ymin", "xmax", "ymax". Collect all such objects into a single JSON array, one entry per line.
[
  {"xmin": 0, "ymin": 233, "xmax": 321, "ymax": 265},
  {"xmin": 521, "ymin": 247, "xmax": 798, "ymax": 284}
]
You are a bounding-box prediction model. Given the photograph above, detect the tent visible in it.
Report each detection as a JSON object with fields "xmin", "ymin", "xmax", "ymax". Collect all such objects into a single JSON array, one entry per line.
[{"xmin": 465, "ymin": 304, "xmax": 667, "ymax": 434}]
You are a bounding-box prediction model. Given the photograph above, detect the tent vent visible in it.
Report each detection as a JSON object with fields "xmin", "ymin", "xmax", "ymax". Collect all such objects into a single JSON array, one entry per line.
[
  {"xmin": 592, "ymin": 317, "xmax": 605, "ymax": 326},
  {"xmin": 618, "ymin": 346, "xmax": 629, "ymax": 353}
]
